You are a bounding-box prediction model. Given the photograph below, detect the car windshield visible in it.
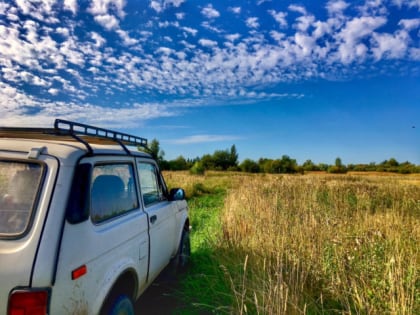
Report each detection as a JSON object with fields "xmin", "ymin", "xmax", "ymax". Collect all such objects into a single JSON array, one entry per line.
[{"xmin": 0, "ymin": 161, "xmax": 43, "ymax": 237}]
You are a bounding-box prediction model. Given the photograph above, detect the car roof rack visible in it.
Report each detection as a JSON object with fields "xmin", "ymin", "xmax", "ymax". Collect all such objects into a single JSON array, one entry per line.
[{"xmin": 0, "ymin": 119, "xmax": 148, "ymax": 155}]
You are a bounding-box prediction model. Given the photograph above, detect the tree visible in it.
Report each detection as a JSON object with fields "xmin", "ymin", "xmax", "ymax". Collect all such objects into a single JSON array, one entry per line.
[
  {"xmin": 194, "ymin": 145, "xmax": 240, "ymax": 171},
  {"xmin": 229, "ymin": 145, "xmax": 239, "ymax": 167},
  {"xmin": 386, "ymin": 158, "xmax": 399, "ymax": 167},
  {"xmin": 317, "ymin": 163, "xmax": 329, "ymax": 171},
  {"xmin": 168, "ymin": 156, "xmax": 188, "ymax": 170},
  {"xmin": 240, "ymin": 159, "xmax": 260, "ymax": 173},
  {"xmin": 200, "ymin": 154, "xmax": 215, "ymax": 170},
  {"xmin": 212, "ymin": 149, "xmax": 232, "ymax": 170},
  {"xmin": 328, "ymin": 157, "xmax": 347, "ymax": 174},
  {"xmin": 258, "ymin": 158, "xmax": 274, "ymax": 173},
  {"xmin": 302, "ymin": 159, "xmax": 319, "ymax": 171},
  {"xmin": 335, "ymin": 157, "xmax": 343, "ymax": 168},
  {"xmin": 256, "ymin": 156, "xmax": 299, "ymax": 174},
  {"xmin": 279, "ymin": 155, "xmax": 298, "ymax": 173},
  {"xmin": 139, "ymin": 138, "xmax": 165, "ymax": 167}
]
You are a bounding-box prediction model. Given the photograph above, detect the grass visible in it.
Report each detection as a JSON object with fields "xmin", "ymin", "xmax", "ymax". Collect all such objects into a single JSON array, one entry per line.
[
  {"xmin": 164, "ymin": 171, "xmax": 420, "ymax": 315},
  {"xmin": 165, "ymin": 172, "xmax": 232, "ymax": 314}
]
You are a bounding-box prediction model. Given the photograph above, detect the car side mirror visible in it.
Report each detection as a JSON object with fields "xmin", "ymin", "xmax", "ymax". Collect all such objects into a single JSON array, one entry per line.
[{"xmin": 169, "ymin": 188, "xmax": 186, "ymax": 201}]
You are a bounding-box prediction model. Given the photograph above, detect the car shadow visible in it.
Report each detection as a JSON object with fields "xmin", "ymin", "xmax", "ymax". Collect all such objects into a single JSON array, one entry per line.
[{"xmin": 134, "ymin": 266, "xmax": 184, "ymax": 315}]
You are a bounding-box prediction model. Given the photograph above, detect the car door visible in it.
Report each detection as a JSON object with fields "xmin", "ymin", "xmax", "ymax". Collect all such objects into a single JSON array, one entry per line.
[
  {"xmin": 136, "ymin": 159, "xmax": 177, "ymax": 281},
  {"xmin": 52, "ymin": 158, "xmax": 150, "ymax": 314}
]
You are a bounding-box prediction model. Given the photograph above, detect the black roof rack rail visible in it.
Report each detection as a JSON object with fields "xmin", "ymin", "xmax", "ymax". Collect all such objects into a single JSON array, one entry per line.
[
  {"xmin": 53, "ymin": 119, "xmax": 148, "ymax": 155},
  {"xmin": 0, "ymin": 119, "xmax": 148, "ymax": 155}
]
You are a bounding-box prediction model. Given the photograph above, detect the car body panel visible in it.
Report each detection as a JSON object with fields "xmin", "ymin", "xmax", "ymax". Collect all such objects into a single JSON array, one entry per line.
[{"xmin": 0, "ymin": 151, "xmax": 58, "ymax": 314}]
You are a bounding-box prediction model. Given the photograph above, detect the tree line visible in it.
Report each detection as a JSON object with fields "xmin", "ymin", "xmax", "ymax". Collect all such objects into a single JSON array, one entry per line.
[{"xmin": 141, "ymin": 140, "xmax": 420, "ymax": 174}]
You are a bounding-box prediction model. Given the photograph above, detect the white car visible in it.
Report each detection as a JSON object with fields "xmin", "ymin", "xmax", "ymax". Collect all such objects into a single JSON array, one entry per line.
[{"xmin": 0, "ymin": 119, "xmax": 190, "ymax": 315}]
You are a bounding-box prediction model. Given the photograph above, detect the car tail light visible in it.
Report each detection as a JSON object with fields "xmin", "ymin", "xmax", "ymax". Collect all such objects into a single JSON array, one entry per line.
[{"xmin": 8, "ymin": 289, "xmax": 49, "ymax": 315}]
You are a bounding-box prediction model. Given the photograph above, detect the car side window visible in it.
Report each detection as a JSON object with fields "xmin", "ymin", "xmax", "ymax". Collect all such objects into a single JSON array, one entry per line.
[
  {"xmin": 137, "ymin": 162, "xmax": 167, "ymax": 207},
  {"xmin": 90, "ymin": 163, "xmax": 138, "ymax": 223},
  {"xmin": 0, "ymin": 161, "xmax": 44, "ymax": 237}
]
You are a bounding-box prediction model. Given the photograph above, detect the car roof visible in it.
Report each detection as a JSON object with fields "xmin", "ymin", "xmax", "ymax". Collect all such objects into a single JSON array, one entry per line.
[
  {"xmin": 0, "ymin": 137, "xmax": 151, "ymax": 164},
  {"xmin": 0, "ymin": 119, "xmax": 152, "ymax": 164}
]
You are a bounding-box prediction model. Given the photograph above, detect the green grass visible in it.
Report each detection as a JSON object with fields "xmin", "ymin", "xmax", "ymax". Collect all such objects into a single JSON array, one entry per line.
[{"xmin": 176, "ymin": 190, "xmax": 233, "ymax": 314}]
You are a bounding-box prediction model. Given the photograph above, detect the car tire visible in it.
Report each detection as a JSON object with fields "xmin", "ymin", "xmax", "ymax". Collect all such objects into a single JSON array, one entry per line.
[
  {"xmin": 109, "ymin": 294, "xmax": 134, "ymax": 315},
  {"xmin": 179, "ymin": 229, "xmax": 191, "ymax": 269},
  {"xmin": 172, "ymin": 229, "xmax": 191, "ymax": 273}
]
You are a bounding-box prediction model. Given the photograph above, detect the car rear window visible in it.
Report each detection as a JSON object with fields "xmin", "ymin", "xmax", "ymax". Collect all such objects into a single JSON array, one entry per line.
[{"xmin": 0, "ymin": 161, "xmax": 44, "ymax": 237}]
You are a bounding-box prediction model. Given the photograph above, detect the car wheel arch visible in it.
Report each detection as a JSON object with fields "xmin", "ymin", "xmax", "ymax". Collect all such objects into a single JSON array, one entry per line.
[{"xmin": 99, "ymin": 269, "xmax": 138, "ymax": 315}]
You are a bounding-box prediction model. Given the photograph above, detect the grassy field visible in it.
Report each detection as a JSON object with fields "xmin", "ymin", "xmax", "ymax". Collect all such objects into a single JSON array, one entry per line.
[{"xmin": 164, "ymin": 171, "xmax": 420, "ymax": 315}]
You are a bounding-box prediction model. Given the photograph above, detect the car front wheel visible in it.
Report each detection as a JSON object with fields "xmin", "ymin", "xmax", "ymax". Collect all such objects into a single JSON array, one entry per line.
[
  {"xmin": 179, "ymin": 229, "xmax": 191, "ymax": 269},
  {"xmin": 171, "ymin": 228, "xmax": 191, "ymax": 273}
]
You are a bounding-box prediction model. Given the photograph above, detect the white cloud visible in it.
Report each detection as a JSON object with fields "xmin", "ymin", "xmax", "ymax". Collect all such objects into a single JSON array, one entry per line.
[
  {"xmin": 88, "ymin": 0, "xmax": 126, "ymax": 19},
  {"xmin": 117, "ymin": 30, "xmax": 139, "ymax": 46},
  {"xmin": 182, "ymin": 26, "xmax": 198, "ymax": 36},
  {"xmin": 268, "ymin": 10, "xmax": 288, "ymax": 28},
  {"xmin": 94, "ymin": 14, "xmax": 120, "ymax": 30},
  {"xmin": 22, "ymin": 20, "xmax": 39, "ymax": 44},
  {"xmin": 15, "ymin": 0, "xmax": 34, "ymax": 15},
  {"xmin": 150, "ymin": 1, "xmax": 162, "ymax": 13},
  {"xmin": 150, "ymin": 0, "xmax": 184, "ymax": 12},
  {"xmin": 408, "ymin": 47, "xmax": 420, "ymax": 60},
  {"xmin": 158, "ymin": 20, "xmax": 180, "ymax": 28},
  {"xmin": 295, "ymin": 14, "xmax": 315, "ymax": 32},
  {"xmin": 399, "ymin": 18, "xmax": 420, "ymax": 30},
  {"xmin": 14, "ymin": 0, "xmax": 58, "ymax": 23},
  {"xmin": 335, "ymin": 16, "xmax": 387, "ymax": 63},
  {"xmin": 226, "ymin": 33, "xmax": 241, "ymax": 42},
  {"xmin": 6, "ymin": 11, "xmax": 19, "ymax": 22},
  {"xmin": 157, "ymin": 46, "xmax": 174, "ymax": 55},
  {"xmin": 288, "ymin": 4, "xmax": 307, "ymax": 15},
  {"xmin": 201, "ymin": 4, "xmax": 220, "ymax": 19},
  {"xmin": 91, "ymin": 32, "xmax": 106, "ymax": 47},
  {"xmin": 394, "ymin": 0, "xmax": 420, "ymax": 8},
  {"xmin": 56, "ymin": 27, "xmax": 70, "ymax": 38},
  {"xmin": 294, "ymin": 32, "xmax": 317, "ymax": 57},
  {"xmin": 257, "ymin": 0, "xmax": 272, "ymax": 5},
  {"xmin": 64, "ymin": 0, "xmax": 78, "ymax": 14},
  {"xmin": 312, "ymin": 21, "xmax": 331, "ymax": 39},
  {"xmin": 357, "ymin": 0, "xmax": 388, "ymax": 16},
  {"xmin": 371, "ymin": 31, "xmax": 409, "ymax": 60},
  {"xmin": 59, "ymin": 37, "xmax": 86, "ymax": 67},
  {"xmin": 404, "ymin": 0, "xmax": 420, "ymax": 9},
  {"xmin": 199, "ymin": 39, "xmax": 218, "ymax": 47},
  {"xmin": 228, "ymin": 6, "xmax": 241, "ymax": 14},
  {"xmin": 48, "ymin": 88, "xmax": 60, "ymax": 95},
  {"xmin": 200, "ymin": 21, "xmax": 222, "ymax": 33},
  {"xmin": 165, "ymin": 0, "xmax": 185, "ymax": 7},
  {"xmin": 326, "ymin": 0, "xmax": 349, "ymax": 15},
  {"xmin": 0, "ymin": 91, "xmax": 176, "ymax": 128},
  {"xmin": 0, "ymin": 2, "xmax": 10, "ymax": 15},
  {"xmin": 246, "ymin": 17, "xmax": 259, "ymax": 28},
  {"xmin": 270, "ymin": 30, "xmax": 285, "ymax": 42}
]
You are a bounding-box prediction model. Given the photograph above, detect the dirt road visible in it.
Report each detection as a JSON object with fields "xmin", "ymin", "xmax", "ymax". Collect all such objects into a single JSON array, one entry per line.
[{"xmin": 135, "ymin": 267, "xmax": 185, "ymax": 315}]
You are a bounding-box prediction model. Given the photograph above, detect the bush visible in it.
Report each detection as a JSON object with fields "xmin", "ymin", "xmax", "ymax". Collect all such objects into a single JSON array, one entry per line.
[
  {"xmin": 327, "ymin": 165, "xmax": 347, "ymax": 174},
  {"xmin": 190, "ymin": 161, "xmax": 205, "ymax": 175}
]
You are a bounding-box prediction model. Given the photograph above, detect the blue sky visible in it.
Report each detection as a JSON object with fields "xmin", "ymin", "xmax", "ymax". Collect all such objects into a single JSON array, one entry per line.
[{"xmin": 0, "ymin": 0, "xmax": 419, "ymax": 164}]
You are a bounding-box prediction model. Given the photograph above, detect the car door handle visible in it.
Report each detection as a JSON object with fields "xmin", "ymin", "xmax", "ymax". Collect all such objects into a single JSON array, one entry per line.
[{"xmin": 150, "ymin": 215, "xmax": 157, "ymax": 224}]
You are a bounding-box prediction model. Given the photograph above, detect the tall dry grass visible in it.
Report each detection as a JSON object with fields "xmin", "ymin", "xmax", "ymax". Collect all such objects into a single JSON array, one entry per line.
[{"xmin": 221, "ymin": 174, "xmax": 419, "ymax": 314}]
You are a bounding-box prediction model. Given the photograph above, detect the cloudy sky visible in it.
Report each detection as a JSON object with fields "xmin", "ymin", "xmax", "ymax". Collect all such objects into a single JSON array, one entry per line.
[{"xmin": 0, "ymin": 0, "xmax": 419, "ymax": 164}]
